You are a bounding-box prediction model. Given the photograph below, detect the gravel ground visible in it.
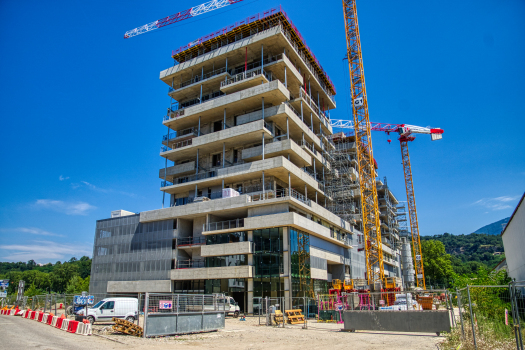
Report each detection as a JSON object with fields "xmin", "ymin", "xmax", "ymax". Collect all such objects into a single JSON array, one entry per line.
[{"xmin": 2, "ymin": 314, "xmax": 443, "ymax": 349}]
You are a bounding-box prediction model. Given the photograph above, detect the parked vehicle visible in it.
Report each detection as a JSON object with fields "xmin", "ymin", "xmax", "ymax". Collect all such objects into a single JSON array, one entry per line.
[{"xmin": 77, "ymin": 297, "xmax": 138, "ymax": 324}]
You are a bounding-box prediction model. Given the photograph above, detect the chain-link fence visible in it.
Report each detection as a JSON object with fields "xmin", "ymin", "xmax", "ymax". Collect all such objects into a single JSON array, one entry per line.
[{"xmin": 454, "ymin": 282, "xmax": 524, "ymax": 350}]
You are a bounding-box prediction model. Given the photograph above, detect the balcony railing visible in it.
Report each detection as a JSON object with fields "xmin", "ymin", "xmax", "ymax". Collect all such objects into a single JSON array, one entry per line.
[
  {"xmin": 250, "ymin": 188, "xmax": 312, "ymax": 207},
  {"xmin": 172, "ymin": 190, "xmax": 224, "ymax": 207},
  {"xmin": 177, "ymin": 236, "xmax": 206, "ymax": 246},
  {"xmin": 176, "ymin": 260, "xmax": 205, "ymax": 269},
  {"xmin": 299, "ymin": 87, "xmax": 329, "ymax": 122},
  {"xmin": 172, "ymin": 171, "xmax": 217, "ymax": 185},
  {"xmin": 169, "ymin": 67, "xmax": 228, "ymax": 93},
  {"xmin": 204, "ymin": 218, "xmax": 245, "ymax": 232},
  {"xmin": 220, "ymin": 68, "xmax": 272, "ymax": 88}
]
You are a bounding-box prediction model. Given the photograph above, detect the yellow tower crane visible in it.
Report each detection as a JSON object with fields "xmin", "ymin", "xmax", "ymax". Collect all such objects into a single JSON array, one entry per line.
[{"xmin": 342, "ymin": 0, "xmax": 384, "ymax": 289}]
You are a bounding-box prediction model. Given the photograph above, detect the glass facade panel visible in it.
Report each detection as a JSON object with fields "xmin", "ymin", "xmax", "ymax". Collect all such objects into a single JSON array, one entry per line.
[
  {"xmin": 206, "ymin": 231, "xmax": 247, "ymax": 245},
  {"xmin": 290, "ymin": 228, "xmax": 311, "ymax": 299},
  {"xmin": 253, "ymin": 227, "xmax": 284, "ymax": 298},
  {"xmin": 205, "ymin": 255, "xmax": 247, "ymax": 267}
]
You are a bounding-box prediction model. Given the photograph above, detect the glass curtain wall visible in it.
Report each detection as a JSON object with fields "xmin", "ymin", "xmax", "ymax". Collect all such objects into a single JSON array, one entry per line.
[
  {"xmin": 253, "ymin": 227, "xmax": 283, "ymax": 298},
  {"xmin": 290, "ymin": 228, "xmax": 311, "ymax": 300}
]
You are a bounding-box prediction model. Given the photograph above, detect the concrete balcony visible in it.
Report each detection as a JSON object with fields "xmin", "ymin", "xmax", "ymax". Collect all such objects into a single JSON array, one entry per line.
[
  {"xmin": 242, "ymin": 138, "xmax": 312, "ymax": 168},
  {"xmin": 220, "ymin": 68, "xmax": 270, "ymax": 94},
  {"xmin": 163, "ymin": 80, "xmax": 290, "ymax": 131},
  {"xmin": 160, "ymin": 119, "xmax": 273, "ymax": 163},
  {"xmin": 159, "ymin": 161, "xmax": 196, "ymax": 181},
  {"xmin": 160, "ymin": 156, "xmax": 328, "ymax": 202},
  {"xmin": 206, "ymin": 212, "xmax": 353, "ymax": 248},
  {"xmin": 160, "ymin": 26, "xmax": 325, "ymax": 106},
  {"xmin": 201, "ymin": 241, "xmax": 253, "ymax": 257},
  {"xmin": 289, "ymin": 88, "xmax": 332, "ymax": 135},
  {"xmin": 168, "ymin": 71, "xmax": 231, "ymax": 104},
  {"xmin": 170, "ymin": 265, "xmax": 254, "ymax": 281}
]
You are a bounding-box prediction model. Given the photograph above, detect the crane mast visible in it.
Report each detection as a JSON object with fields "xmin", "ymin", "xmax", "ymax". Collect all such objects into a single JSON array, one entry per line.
[
  {"xmin": 330, "ymin": 119, "xmax": 443, "ymax": 289},
  {"xmin": 400, "ymin": 140, "xmax": 426, "ymax": 289},
  {"xmin": 342, "ymin": 0, "xmax": 384, "ymax": 288}
]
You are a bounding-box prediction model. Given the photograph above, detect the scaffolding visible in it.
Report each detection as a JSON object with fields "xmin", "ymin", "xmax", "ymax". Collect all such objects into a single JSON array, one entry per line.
[{"xmin": 325, "ymin": 134, "xmax": 359, "ymax": 225}]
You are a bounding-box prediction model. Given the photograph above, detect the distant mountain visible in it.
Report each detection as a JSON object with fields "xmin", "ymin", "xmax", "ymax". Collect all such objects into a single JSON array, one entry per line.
[{"xmin": 474, "ymin": 217, "xmax": 510, "ymax": 235}]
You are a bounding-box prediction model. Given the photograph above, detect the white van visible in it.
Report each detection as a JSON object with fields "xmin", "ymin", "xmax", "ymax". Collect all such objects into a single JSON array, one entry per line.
[{"xmin": 77, "ymin": 297, "xmax": 138, "ymax": 324}]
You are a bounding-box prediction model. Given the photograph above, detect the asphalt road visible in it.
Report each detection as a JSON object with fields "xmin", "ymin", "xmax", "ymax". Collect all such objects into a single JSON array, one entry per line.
[{"xmin": 0, "ymin": 315, "xmax": 125, "ymax": 350}]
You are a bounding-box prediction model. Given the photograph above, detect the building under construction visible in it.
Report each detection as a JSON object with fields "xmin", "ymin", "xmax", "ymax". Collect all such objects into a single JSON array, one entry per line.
[{"xmin": 89, "ymin": 5, "xmax": 419, "ymax": 312}]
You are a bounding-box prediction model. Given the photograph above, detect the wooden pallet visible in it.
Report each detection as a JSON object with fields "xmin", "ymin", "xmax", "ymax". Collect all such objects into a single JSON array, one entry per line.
[
  {"xmin": 112, "ymin": 318, "xmax": 143, "ymax": 337},
  {"xmin": 285, "ymin": 309, "xmax": 305, "ymax": 324}
]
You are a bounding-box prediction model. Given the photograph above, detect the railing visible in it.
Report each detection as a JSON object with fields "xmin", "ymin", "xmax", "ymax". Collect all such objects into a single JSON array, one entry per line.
[
  {"xmin": 220, "ymin": 68, "xmax": 272, "ymax": 88},
  {"xmin": 299, "ymin": 87, "xmax": 328, "ymax": 121},
  {"xmin": 177, "ymin": 236, "xmax": 206, "ymax": 246},
  {"xmin": 173, "ymin": 171, "xmax": 217, "ymax": 184},
  {"xmin": 301, "ymin": 139, "xmax": 318, "ymax": 156},
  {"xmin": 176, "ymin": 260, "xmax": 205, "ymax": 269},
  {"xmin": 204, "ymin": 218, "xmax": 245, "ymax": 232},
  {"xmin": 169, "ymin": 67, "xmax": 228, "ymax": 93},
  {"xmin": 250, "ymin": 188, "xmax": 312, "ymax": 207},
  {"xmin": 162, "ymin": 132, "xmax": 177, "ymax": 142},
  {"xmin": 161, "ymin": 180, "xmax": 173, "ymax": 187},
  {"xmin": 172, "ymin": 190, "xmax": 224, "ymax": 207},
  {"xmin": 160, "ymin": 138, "xmax": 193, "ymax": 152}
]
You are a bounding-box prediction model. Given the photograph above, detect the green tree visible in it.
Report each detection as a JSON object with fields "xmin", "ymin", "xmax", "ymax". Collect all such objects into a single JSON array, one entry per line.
[
  {"xmin": 421, "ymin": 240, "xmax": 455, "ymax": 287},
  {"xmin": 65, "ymin": 276, "xmax": 90, "ymax": 294}
]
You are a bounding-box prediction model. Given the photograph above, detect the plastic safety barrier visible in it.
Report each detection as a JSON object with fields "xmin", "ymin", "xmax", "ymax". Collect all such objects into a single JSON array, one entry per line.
[
  {"xmin": 9, "ymin": 309, "xmax": 92, "ymax": 336},
  {"xmin": 55, "ymin": 317, "xmax": 63, "ymax": 329}
]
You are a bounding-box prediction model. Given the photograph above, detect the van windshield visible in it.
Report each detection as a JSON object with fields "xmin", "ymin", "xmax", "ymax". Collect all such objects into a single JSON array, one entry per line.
[{"xmin": 91, "ymin": 301, "xmax": 104, "ymax": 309}]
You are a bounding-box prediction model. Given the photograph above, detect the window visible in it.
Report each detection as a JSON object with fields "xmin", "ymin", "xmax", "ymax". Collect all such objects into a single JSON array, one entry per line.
[{"xmin": 101, "ymin": 301, "xmax": 114, "ymax": 310}]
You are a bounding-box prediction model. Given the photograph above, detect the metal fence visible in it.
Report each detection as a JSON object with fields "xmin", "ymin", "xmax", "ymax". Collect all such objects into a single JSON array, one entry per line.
[
  {"xmin": 455, "ymin": 282, "xmax": 524, "ymax": 350},
  {"xmin": 142, "ymin": 293, "xmax": 227, "ymax": 337}
]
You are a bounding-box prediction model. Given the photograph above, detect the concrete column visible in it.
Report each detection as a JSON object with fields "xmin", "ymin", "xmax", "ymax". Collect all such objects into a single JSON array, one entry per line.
[
  {"xmin": 300, "ymin": 100, "xmax": 304, "ymax": 121},
  {"xmin": 302, "ymin": 132, "xmax": 304, "ymax": 146},
  {"xmin": 262, "ymin": 171, "xmax": 265, "ymax": 194},
  {"xmin": 262, "ymin": 97, "xmax": 264, "ymax": 119},
  {"xmin": 313, "ymin": 161, "xmax": 316, "ymax": 180},
  {"xmin": 196, "ymin": 149, "xmax": 199, "ymax": 174},
  {"xmin": 201, "ymin": 66, "xmax": 204, "ymax": 80},
  {"xmin": 223, "ymin": 108, "xmax": 226, "ymax": 127},
  {"xmin": 286, "ymin": 117, "xmax": 290, "ymax": 140},
  {"xmin": 222, "ymin": 179, "xmax": 225, "ymax": 189},
  {"xmin": 310, "ymin": 112, "xmax": 314, "ymax": 132},
  {"xmin": 247, "ymin": 278, "xmax": 254, "ymax": 314},
  {"xmin": 198, "ymin": 116, "xmax": 201, "ymax": 136},
  {"xmin": 200, "ymin": 84, "xmax": 203, "ymax": 102},
  {"xmin": 305, "ymin": 185, "xmax": 307, "ymax": 199},
  {"xmin": 222, "ymin": 142, "xmax": 225, "ymax": 168},
  {"xmin": 288, "ymin": 172, "xmax": 291, "ymax": 195},
  {"xmin": 318, "ymin": 91, "xmax": 320, "ymax": 108},
  {"xmin": 261, "ymin": 44, "xmax": 264, "ymax": 72},
  {"xmin": 284, "ymin": 66, "xmax": 287, "ymax": 88},
  {"xmin": 195, "ymin": 184, "xmax": 198, "ymax": 197},
  {"xmin": 316, "ymin": 192, "xmax": 318, "ymax": 204},
  {"xmin": 308, "ymin": 78, "xmax": 311, "ymax": 98},
  {"xmin": 262, "ymin": 132, "xmax": 265, "ymax": 160}
]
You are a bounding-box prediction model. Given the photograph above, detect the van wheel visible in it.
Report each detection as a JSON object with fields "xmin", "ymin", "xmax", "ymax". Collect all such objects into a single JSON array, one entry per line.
[
  {"xmin": 233, "ymin": 311, "xmax": 239, "ymax": 318},
  {"xmin": 87, "ymin": 316, "xmax": 95, "ymax": 324},
  {"xmin": 126, "ymin": 316, "xmax": 135, "ymax": 323}
]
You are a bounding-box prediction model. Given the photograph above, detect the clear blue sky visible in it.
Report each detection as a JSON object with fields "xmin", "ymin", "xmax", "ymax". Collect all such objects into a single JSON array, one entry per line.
[{"xmin": 0, "ymin": 0, "xmax": 524, "ymax": 264}]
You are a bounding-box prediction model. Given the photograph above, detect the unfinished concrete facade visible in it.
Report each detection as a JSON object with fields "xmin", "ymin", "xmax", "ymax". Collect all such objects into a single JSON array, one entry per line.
[{"xmin": 90, "ymin": 8, "xmax": 359, "ymax": 313}]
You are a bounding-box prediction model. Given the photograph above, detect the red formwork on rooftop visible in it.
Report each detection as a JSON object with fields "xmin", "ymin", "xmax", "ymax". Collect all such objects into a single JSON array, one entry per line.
[{"xmin": 171, "ymin": 5, "xmax": 336, "ymax": 96}]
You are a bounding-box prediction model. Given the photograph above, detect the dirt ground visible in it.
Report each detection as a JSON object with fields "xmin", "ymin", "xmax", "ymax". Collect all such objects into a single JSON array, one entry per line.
[{"xmin": 90, "ymin": 316, "xmax": 444, "ymax": 350}]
